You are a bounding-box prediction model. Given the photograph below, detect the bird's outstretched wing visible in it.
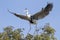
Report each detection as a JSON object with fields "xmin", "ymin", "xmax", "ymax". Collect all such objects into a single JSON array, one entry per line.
[
  {"xmin": 31, "ymin": 3, "xmax": 53, "ymax": 20},
  {"xmin": 8, "ymin": 10, "xmax": 30, "ymax": 20}
]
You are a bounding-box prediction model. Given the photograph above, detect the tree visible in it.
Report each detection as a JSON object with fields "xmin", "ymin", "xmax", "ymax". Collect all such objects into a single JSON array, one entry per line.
[
  {"xmin": 0, "ymin": 26, "xmax": 23, "ymax": 40},
  {"xmin": 33, "ymin": 23, "xmax": 57, "ymax": 40},
  {"xmin": 0, "ymin": 23, "xmax": 57, "ymax": 40}
]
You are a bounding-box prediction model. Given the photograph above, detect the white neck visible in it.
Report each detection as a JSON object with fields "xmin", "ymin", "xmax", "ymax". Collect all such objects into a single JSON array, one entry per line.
[
  {"xmin": 26, "ymin": 11, "xmax": 30, "ymax": 17},
  {"xmin": 26, "ymin": 10, "xmax": 29, "ymax": 16},
  {"xmin": 25, "ymin": 9, "xmax": 29, "ymax": 15},
  {"xmin": 24, "ymin": 8, "xmax": 31, "ymax": 17}
]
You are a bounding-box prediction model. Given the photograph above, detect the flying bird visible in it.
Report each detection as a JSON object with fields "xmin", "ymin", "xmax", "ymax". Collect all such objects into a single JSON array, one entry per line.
[
  {"xmin": 8, "ymin": 3, "xmax": 53, "ymax": 24},
  {"xmin": 8, "ymin": 3, "xmax": 53, "ymax": 33}
]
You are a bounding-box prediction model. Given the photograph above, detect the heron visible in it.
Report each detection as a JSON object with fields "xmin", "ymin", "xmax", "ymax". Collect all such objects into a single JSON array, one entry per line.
[{"xmin": 8, "ymin": 3, "xmax": 53, "ymax": 33}]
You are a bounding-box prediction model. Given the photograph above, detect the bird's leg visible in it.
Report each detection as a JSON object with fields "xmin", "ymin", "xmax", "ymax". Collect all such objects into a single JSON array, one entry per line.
[
  {"xmin": 35, "ymin": 23, "xmax": 39, "ymax": 39},
  {"xmin": 28, "ymin": 23, "xmax": 31, "ymax": 34},
  {"xmin": 36, "ymin": 23, "xmax": 38, "ymax": 35},
  {"xmin": 33, "ymin": 22, "xmax": 38, "ymax": 35},
  {"xmin": 29, "ymin": 23, "xmax": 31, "ymax": 32}
]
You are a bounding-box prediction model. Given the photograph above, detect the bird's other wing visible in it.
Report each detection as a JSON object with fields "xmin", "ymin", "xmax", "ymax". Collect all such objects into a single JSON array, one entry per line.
[
  {"xmin": 8, "ymin": 10, "xmax": 30, "ymax": 20},
  {"xmin": 31, "ymin": 3, "xmax": 53, "ymax": 20}
]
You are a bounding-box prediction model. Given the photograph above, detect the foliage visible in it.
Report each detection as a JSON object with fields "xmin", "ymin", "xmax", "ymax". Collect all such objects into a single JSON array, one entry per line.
[{"xmin": 0, "ymin": 23, "xmax": 57, "ymax": 40}]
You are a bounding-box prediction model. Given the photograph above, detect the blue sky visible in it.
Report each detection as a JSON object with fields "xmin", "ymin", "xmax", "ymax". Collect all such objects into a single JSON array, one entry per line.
[{"xmin": 0, "ymin": 0, "xmax": 60, "ymax": 40}]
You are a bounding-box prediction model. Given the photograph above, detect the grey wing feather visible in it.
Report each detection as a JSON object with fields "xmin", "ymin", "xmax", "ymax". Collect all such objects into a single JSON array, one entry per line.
[
  {"xmin": 32, "ymin": 3, "xmax": 53, "ymax": 20},
  {"xmin": 8, "ymin": 10, "xmax": 30, "ymax": 20}
]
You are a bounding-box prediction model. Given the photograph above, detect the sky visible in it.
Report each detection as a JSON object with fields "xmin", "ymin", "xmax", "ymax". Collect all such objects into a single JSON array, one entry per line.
[{"xmin": 0, "ymin": 0, "xmax": 60, "ymax": 40}]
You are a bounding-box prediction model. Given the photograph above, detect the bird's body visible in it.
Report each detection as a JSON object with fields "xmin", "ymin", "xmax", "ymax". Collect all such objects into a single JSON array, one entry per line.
[{"xmin": 30, "ymin": 17, "xmax": 37, "ymax": 24}]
